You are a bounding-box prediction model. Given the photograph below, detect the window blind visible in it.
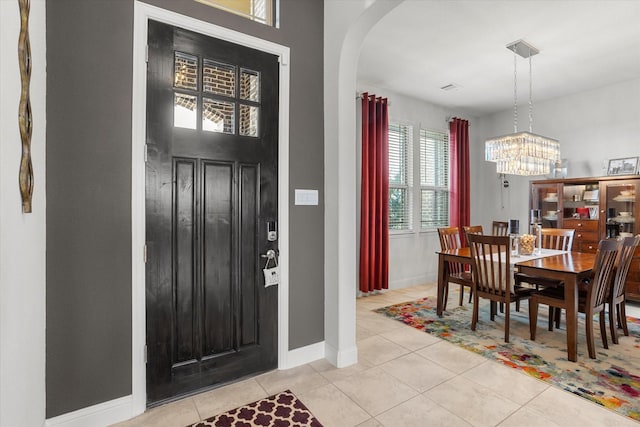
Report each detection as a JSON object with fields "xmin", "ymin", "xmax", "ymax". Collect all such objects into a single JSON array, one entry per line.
[
  {"xmin": 420, "ymin": 129, "xmax": 449, "ymax": 229},
  {"xmin": 388, "ymin": 123, "xmax": 412, "ymax": 230}
]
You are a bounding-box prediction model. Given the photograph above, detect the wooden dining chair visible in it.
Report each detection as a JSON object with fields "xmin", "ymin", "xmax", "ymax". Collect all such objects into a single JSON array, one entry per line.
[
  {"xmin": 462, "ymin": 225, "xmax": 483, "ymax": 248},
  {"xmin": 463, "ymin": 224, "xmax": 483, "ymax": 236},
  {"xmin": 528, "ymin": 239, "xmax": 619, "ymax": 359},
  {"xmin": 539, "ymin": 228, "xmax": 575, "ymax": 251},
  {"xmin": 513, "ymin": 228, "xmax": 575, "ymax": 315},
  {"xmin": 437, "ymin": 227, "xmax": 474, "ymax": 309},
  {"xmin": 492, "ymin": 221, "xmax": 509, "ymax": 236},
  {"xmin": 609, "ymin": 235, "xmax": 640, "ymax": 344},
  {"xmin": 467, "ymin": 233, "xmax": 532, "ymax": 343}
]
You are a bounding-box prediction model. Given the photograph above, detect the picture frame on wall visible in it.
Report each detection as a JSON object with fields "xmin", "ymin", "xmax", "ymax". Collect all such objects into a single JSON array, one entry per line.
[{"xmin": 607, "ymin": 157, "xmax": 639, "ymax": 176}]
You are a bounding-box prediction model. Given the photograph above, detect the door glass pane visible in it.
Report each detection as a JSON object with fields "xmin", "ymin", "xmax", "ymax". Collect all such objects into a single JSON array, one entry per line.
[
  {"xmin": 203, "ymin": 98, "xmax": 235, "ymax": 134},
  {"xmin": 563, "ymin": 182, "xmax": 598, "ymax": 220},
  {"xmin": 240, "ymin": 69, "xmax": 260, "ymax": 102},
  {"xmin": 239, "ymin": 105, "xmax": 259, "ymax": 137},
  {"xmin": 174, "ymin": 93, "xmax": 197, "ymax": 129},
  {"xmin": 531, "ymin": 183, "xmax": 560, "ymax": 227},
  {"xmin": 605, "ymin": 182, "xmax": 637, "ymax": 237},
  {"xmin": 203, "ymin": 59, "xmax": 236, "ymax": 97},
  {"xmin": 174, "ymin": 52, "xmax": 198, "ymax": 90}
]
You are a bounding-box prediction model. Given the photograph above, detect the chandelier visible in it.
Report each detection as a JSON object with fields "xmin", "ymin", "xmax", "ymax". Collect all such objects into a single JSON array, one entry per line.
[{"xmin": 485, "ymin": 40, "xmax": 560, "ymax": 176}]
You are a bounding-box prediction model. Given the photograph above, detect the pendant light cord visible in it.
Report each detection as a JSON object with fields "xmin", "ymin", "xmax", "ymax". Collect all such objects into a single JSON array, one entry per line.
[
  {"xmin": 513, "ymin": 46, "xmax": 536, "ymax": 133},
  {"xmin": 529, "ymin": 50, "xmax": 533, "ymax": 133},
  {"xmin": 512, "ymin": 46, "xmax": 518, "ymax": 133}
]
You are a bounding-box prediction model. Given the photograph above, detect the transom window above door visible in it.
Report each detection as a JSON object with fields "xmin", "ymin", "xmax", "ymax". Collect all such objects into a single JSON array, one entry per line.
[
  {"xmin": 195, "ymin": 0, "xmax": 277, "ymax": 27},
  {"xmin": 173, "ymin": 51, "xmax": 261, "ymax": 137}
]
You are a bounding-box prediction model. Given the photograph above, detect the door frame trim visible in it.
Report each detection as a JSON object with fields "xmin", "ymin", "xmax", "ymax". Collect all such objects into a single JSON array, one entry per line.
[{"xmin": 132, "ymin": 1, "xmax": 290, "ymax": 413}]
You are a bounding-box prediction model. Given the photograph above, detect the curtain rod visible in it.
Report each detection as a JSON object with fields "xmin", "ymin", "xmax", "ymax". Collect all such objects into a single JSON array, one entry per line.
[
  {"xmin": 356, "ymin": 92, "xmax": 391, "ymax": 105},
  {"xmin": 446, "ymin": 116, "xmax": 471, "ymax": 126}
]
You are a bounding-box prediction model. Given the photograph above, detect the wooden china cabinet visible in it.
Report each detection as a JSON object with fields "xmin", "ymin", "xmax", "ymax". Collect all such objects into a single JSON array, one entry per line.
[{"xmin": 530, "ymin": 175, "xmax": 640, "ymax": 301}]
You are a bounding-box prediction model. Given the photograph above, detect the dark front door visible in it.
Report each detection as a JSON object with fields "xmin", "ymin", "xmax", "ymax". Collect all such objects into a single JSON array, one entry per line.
[{"xmin": 145, "ymin": 20, "xmax": 279, "ymax": 405}]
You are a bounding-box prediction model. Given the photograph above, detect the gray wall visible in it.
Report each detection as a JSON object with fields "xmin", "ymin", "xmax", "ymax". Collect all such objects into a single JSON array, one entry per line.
[
  {"xmin": 46, "ymin": 0, "xmax": 324, "ymax": 417},
  {"xmin": 46, "ymin": 1, "xmax": 134, "ymax": 418}
]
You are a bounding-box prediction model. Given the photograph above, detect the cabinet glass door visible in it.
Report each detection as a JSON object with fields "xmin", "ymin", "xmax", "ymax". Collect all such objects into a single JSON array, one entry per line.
[
  {"xmin": 562, "ymin": 182, "xmax": 600, "ymax": 221},
  {"xmin": 531, "ymin": 183, "xmax": 562, "ymax": 228},
  {"xmin": 603, "ymin": 180, "xmax": 638, "ymax": 238}
]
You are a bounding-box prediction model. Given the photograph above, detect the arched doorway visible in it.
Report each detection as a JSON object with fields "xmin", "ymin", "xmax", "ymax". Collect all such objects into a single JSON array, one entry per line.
[{"xmin": 323, "ymin": 0, "xmax": 403, "ymax": 368}]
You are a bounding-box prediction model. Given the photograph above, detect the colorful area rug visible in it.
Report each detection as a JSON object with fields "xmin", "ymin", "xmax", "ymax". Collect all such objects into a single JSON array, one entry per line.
[
  {"xmin": 375, "ymin": 296, "xmax": 640, "ymax": 421},
  {"xmin": 188, "ymin": 390, "xmax": 323, "ymax": 427}
]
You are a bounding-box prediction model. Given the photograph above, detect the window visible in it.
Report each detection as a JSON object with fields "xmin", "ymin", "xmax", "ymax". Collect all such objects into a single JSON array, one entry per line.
[
  {"xmin": 196, "ymin": 0, "xmax": 277, "ymax": 26},
  {"xmin": 420, "ymin": 129, "xmax": 449, "ymax": 229},
  {"xmin": 173, "ymin": 52, "xmax": 261, "ymax": 137},
  {"xmin": 388, "ymin": 123, "xmax": 413, "ymax": 230},
  {"xmin": 387, "ymin": 123, "xmax": 449, "ymax": 232}
]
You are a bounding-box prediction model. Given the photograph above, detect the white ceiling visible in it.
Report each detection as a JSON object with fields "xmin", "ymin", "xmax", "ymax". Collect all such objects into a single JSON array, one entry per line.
[{"xmin": 357, "ymin": 0, "xmax": 640, "ymax": 117}]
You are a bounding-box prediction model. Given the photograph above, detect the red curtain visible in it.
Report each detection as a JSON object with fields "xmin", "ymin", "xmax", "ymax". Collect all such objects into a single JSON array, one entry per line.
[
  {"xmin": 449, "ymin": 117, "xmax": 471, "ymax": 245},
  {"xmin": 359, "ymin": 93, "xmax": 389, "ymax": 293}
]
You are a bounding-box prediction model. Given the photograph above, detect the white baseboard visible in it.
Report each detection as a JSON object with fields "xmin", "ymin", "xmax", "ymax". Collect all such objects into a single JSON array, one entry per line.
[
  {"xmin": 336, "ymin": 345, "xmax": 358, "ymax": 368},
  {"xmin": 44, "ymin": 343, "xmax": 330, "ymax": 427},
  {"xmin": 45, "ymin": 395, "xmax": 134, "ymax": 427},
  {"xmin": 389, "ymin": 274, "xmax": 435, "ymax": 289},
  {"xmin": 324, "ymin": 342, "xmax": 358, "ymax": 368},
  {"xmin": 283, "ymin": 341, "xmax": 325, "ymax": 369}
]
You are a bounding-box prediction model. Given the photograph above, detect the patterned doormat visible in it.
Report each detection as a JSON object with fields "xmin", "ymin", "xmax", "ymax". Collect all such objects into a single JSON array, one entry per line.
[
  {"xmin": 188, "ymin": 390, "xmax": 323, "ymax": 427},
  {"xmin": 374, "ymin": 296, "xmax": 640, "ymax": 421}
]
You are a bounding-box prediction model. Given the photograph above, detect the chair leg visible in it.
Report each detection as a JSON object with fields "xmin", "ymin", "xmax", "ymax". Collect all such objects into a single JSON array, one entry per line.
[
  {"xmin": 548, "ymin": 306, "xmax": 554, "ymax": 331},
  {"xmin": 468, "ymin": 287, "xmax": 473, "ymax": 303},
  {"xmin": 585, "ymin": 313, "xmax": 596, "ymax": 359},
  {"xmin": 515, "ymin": 298, "xmax": 520, "ymax": 312},
  {"xmin": 471, "ymin": 293, "xmax": 479, "ymax": 331},
  {"xmin": 504, "ymin": 304, "xmax": 510, "ymax": 343},
  {"xmin": 499, "ymin": 302, "xmax": 504, "ymax": 314},
  {"xmin": 618, "ymin": 302, "xmax": 629, "ymax": 337},
  {"xmin": 529, "ymin": 298, "xmax": 538, "ymax": 340},
  {"xmin": 555, "ymin": 308, "xmax": 561, "ymax": 328},
  {"xmin": 490, "ymin": 301, "xmax": 496, "ymax": 321},
  {"xmin": 459, "ymin": 285, "xmax": 464, "ymax": 306},
  {"xmin": 609, "ymin": 303, "xmax": 619, "ymax": 345},
  {"xmin": 599, "ymin": 311, "xmax": 608, "ymax": 350},
  {"xmin": 443, "ymin": 283, "xmax": 449, "ymax": 311}
]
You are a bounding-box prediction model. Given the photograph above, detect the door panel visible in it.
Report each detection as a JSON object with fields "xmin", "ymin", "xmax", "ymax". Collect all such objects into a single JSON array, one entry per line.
[
  {"xmin": 174, "ymin": 159, "xmax": 195, "ymax": 364},
  {"xmin": 239, "ymin": 164, "xmax": 259, "ymax": 346},
  {"xmin": 146, "ymin": 20, "xmax": 279, "ymax": 405},
  {"xmin": 202, "ymin": 161, "xmax": 234, "ymax": 354}
]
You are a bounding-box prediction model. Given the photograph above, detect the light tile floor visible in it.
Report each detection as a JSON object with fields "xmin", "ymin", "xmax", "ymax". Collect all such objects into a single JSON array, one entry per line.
[{"xmin": 112, "ymin": 283, "xmax": 640, "ymax": 427}]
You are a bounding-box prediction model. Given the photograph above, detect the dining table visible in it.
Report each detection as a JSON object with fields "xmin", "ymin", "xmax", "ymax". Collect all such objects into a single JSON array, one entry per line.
[{"xmin": 436, "ymin": 247, "xmax": 596, "ymax": 362}]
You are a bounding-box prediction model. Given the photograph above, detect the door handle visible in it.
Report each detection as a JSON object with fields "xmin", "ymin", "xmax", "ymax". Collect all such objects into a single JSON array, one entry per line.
[{"xmin": 261, "ymin": 249, "xmax": 277, "ymax": 260}]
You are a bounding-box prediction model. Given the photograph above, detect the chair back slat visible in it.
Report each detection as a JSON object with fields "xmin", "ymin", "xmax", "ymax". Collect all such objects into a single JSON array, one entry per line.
[
  {"xmin": 492, "ymin": 221, "xmax": 509, "ymax": 236},
  {"xmin": 462, "ymin": 225, "xmax": 483, "ymax": 247},
  {"xmin": 438, "ymin": 227, "xmax": 462, "ymax": 250},
  {"xmin": 468, "ymin": 234, "xmax": 512, "ymax": 295},
  {"xmin": 540, "ymin": 228, "xmax": 575, "ymax": 251},
  {"xmin": 611, "ymin": 235, "xmax": 640, "ymax": 300},
  {"xmin": 463, "ymin": 225, "xmax": 483, "ymax": 236},
  {"xmin": 438, "ymin": 227, "xmax": 466, "ymax": 275},
  {"xmin": 589, "ymin": 239, "xmax": 620, "ymax": 309}
]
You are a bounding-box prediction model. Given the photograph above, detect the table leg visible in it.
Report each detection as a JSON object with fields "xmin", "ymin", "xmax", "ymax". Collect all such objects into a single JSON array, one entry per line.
[
  {"xmin": 564, "ymin": 274, "xmax": 578, "ymax": 362},
  {"xmin": 437, "ymin": 253, "xmax": 447, "ymax": 317}
]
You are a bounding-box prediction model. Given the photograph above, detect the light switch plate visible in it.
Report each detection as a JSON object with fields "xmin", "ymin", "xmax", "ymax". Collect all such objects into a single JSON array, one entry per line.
[{"xmin": 295, "ymin": 189, "xmax": 318, "ymax": 205}]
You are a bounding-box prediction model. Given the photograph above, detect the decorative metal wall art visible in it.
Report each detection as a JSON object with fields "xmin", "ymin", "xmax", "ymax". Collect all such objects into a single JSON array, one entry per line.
[{"xmin": 18, "ymin": 0, "xmax": 33, "ymax": 213}]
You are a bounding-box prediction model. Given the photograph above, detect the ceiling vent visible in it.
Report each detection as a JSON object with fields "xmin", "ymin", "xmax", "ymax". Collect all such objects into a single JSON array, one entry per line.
[{"xmin": 440, "ymin": 83, "xmax": 460, "ymax": 91}]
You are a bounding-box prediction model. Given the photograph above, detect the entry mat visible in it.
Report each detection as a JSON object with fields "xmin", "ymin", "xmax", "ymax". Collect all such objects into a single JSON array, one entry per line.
[{"xmin": 187, "ymin": 389, "xmax": 323, "ymax": 427}]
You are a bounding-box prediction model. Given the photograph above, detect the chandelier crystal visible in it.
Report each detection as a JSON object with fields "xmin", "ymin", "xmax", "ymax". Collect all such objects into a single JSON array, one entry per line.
[{"xmin": 485, "ymin": 40, "xmax": 560, "ymax": 176}]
